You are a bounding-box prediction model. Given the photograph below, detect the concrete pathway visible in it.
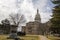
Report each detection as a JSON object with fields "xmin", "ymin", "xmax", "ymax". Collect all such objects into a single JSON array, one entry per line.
[{"xmin": 39, "ymin": 35, "xmax": 50, "ymax": 40}]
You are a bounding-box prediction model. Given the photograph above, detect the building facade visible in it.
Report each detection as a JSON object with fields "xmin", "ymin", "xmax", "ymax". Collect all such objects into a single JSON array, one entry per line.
[{"xmin": 22, "ymin": 9, "xmax": 48, "ymax": 35}]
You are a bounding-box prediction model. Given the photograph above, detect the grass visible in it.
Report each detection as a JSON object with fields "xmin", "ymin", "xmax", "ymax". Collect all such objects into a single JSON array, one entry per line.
[
  {"xmin": 20, "ymin": 35, "xmax": 40, "ymax": 40},
  {"xmin": 0, "ymin": 35, "xmax": 8, "ymax": 40},
  {"xmin": 1, "ymin": 34, "xmax": 60, "ymax": 40},
  {"xmin": 0, "ymin": 35, "xmax": 40, "ymax": 40},
  {"xmin": 47, "ymin": 35, "xmax": 60, "ymax": 40}
]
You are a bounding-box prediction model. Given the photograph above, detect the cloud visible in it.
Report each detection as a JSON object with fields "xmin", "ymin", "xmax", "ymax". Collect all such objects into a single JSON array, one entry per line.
[
  {"xmin": 18, "ymin": 0, "xmax": 55, "ymax": 23},
  {"xmin": 32, "ymin": 0, "xmax": 55, "ymax": 23},
  {"xmin": 0, "ymin": 0, "xmax": 55, "ymax": 31},
  {"xmin": 0, "ymin": 0, "xmax": 54, "ymax": 22},
  {"xmin": 19, "ymin": 0, "xmax": 36, "ymax": 22},
  {"xmin": 0, "ymin": 0, "xmax": 16, "ymax": 22},
  {"xmin": 0, "ymin": 0, "xmax": 55, "ymax": 23}
]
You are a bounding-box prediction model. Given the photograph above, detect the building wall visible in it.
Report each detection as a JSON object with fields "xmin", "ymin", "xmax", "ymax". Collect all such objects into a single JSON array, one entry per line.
[
  {"xmin": 0, "ymin": 24, "xmax": 17, "ymax": 34},
  {"xmin": 22, "ymin": 21, "xmax": 45, "ymax": 35},
  {"xmin": 22, "ymin": 9, "xmax": 49, "ymax": 35}
]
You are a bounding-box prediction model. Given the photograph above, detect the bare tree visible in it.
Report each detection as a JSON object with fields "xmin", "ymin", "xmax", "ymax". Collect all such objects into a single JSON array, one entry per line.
[
  {"xmin": 8, "ymin": 13, "xmax": 26, "ymax": 31},
  {"xmin": 9, "ymin": 13, "xmax": 26, "ymax": 26}
]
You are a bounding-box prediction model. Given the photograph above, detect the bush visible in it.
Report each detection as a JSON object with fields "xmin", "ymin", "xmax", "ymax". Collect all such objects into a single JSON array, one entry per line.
[{"xmin": 17, "ymin": 32, "xmax": 26, "ymax": 36}]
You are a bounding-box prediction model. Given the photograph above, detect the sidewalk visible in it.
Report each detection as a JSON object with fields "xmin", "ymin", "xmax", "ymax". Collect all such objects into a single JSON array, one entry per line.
[{"xmin": 39, "ymin": 35, "xmax": 50, "ymax": 40}]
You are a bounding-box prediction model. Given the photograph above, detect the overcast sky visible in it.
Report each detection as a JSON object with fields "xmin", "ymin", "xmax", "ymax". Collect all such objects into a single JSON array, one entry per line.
[{"xmin": 0, "ymin": 0, "xmax": 55, "ymax": 23}]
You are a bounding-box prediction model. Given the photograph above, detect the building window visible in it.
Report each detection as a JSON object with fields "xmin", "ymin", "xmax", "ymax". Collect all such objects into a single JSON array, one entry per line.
[
  {"xmin": 28, "ymin": 30, "xmax": 32, "ymax": 33},
  {"xmin": 28, "ymin": 27, "xmax": 32, "ymax": 33}
]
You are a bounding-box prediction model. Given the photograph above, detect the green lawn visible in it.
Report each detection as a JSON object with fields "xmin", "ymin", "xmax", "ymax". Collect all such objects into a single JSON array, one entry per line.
[
  {"xmin": 1, "ymin": 35, "xmax": 60, "ymax": 40},
  {"xmin": 0, "ymin": 35, "xmax": 8, "ymax": 40},
  {"xmin": 20, "ymin": 35, "xmax": 40, "ymax": 40},
  {"xmin": 0, "ymin": 35, "xmax": 40, "ymax": 40},
  {"xmin": 48, "ymin": 35, "xmax": 60, "ymax": 40}
]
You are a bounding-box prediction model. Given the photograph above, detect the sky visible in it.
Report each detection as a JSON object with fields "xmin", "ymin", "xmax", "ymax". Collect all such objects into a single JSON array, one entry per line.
[
  {"xmin": 0, "ymin": 0, "xmax": 55, "ymax": 31},
  {"xmin": 0, "ymin": 0, "xmax": 55, "ymax": 23}
]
